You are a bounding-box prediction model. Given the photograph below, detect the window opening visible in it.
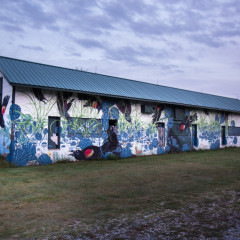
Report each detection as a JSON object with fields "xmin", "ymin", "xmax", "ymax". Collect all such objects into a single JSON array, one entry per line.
[
  {"xmin": 174, "ymin": 107, "xmax": 185, "ymax": 121},
  {"xmin": 228, "ymin": 126, "xmax": 240, "ymax": 136},
  {"xmin": 109, "ymin": 119, "xmax": 117, "ymax": 132},
  {"xmin": 221, "ymin": 126, "xmax": 226, "ymax": 145},
  {"xmin": 48, "ymin": 117, "xmax": 60, "ymax": 149},
  {"xmin": 192, "ymin": 124, "xmax": 198, "ymax": 147}
]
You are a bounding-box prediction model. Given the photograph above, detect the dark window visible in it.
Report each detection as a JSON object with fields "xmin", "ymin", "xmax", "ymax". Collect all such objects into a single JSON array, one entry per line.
[
  {"xmin": 221, "ymin": 126, "xmax": 227, "ymax": 145},
  {"xmin": 141, "ymin": 105, "xmax": 155, "ymax": 114},
  {"xmin": 109, "ymin": 119, "xmax": 117, "ymax": 131},
  {"xmin": 192, "ymin": 124, "xmax": 198, "ymax": 146},
  {"xmin": 48, "ymin": 117, "xmax": 61, "ymax": 149},
  {"xmin": 67, "ymin": 118, "xmax": 102, "ymax": 138},
  {"xmin": 174, "ymin": 107, "xmax": 185, "ymax": 121},
  {"xmin": 228, "ymin": 126, "xmax": 240, "ymax": 136},
  {"xmin": 204, "ymin": 109, "xmax": 209, "ymax": 115},
  {"xmin": 157, "ymin": 122, "xmax": 165, "ymax": 147},
  {"xmin": 0, "ymin": 77, "xmax": 2, "ymax": 103}
]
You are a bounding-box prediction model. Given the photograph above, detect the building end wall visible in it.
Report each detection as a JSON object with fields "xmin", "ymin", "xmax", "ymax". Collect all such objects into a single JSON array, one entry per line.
[{"xmin": 0, "ymin": 73, "xmax": 13, "ymax": 155}]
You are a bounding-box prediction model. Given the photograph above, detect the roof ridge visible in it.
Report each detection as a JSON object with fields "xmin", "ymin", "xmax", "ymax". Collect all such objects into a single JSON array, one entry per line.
[{"xmin": 0, "ymin": 55, "xmax": 239, "ymax": 102}]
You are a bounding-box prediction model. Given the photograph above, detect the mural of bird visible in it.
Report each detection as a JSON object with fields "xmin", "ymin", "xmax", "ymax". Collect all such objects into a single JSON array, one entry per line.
[
  {"xmin": 179, "ymin": 113, "xmax": 198, "ymax": 131},
  {"xmin": 152, "ymin": 104, "xmax": 165, "ymax": 123},
  {"xmin": 32, "ymin": 88, "xmax": 47, "ymax": 103},
  {"xmin": 0, "ymin": 95, "xmax": 10, "ymax": 129},
  {"xmin": 70, "ymin": 129, "xmax": 120, "ymax": 161},
  {"xmin": 70, "ymin": 145, "xmax": 102, "ymax": 160},
  {"xmin": 101, "ymin": 130, "xmax": 119, "ymax": 154},
  {"xmin": 116, "ymin": 100, "xmax": 132, "ymax": 122},
  {"xmin": 83, "ymin": 96, "xmax": 102, "ymax": 113},
  {"xmin": 57, "ymin": 92, "xmax": 74, "ymax": 120}
]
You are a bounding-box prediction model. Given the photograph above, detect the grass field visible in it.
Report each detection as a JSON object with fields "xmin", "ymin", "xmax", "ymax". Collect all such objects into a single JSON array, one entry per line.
[{"xmin": 0, "ymin": 148, "xmax": 240, "ymax": 239}]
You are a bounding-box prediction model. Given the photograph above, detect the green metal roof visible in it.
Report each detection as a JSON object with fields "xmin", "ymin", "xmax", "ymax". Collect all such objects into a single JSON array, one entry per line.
[{"xmin": 0, "ymin": 56, "xmax": 240, "ymax": 113}]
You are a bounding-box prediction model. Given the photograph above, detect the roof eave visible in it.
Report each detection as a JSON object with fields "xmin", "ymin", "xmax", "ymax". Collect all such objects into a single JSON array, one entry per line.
[{"xmin": 11, "ymin": 83, "xmax": 240, "ymax": 114}]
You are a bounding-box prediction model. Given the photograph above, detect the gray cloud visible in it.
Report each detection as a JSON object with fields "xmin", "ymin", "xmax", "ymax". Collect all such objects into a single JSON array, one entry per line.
[
  {"xmin": 74, "ymin": 38, "xmax": 104, "ymax": 49},
  {"xmin": 0, "ymin": 23, "xmax": 23, "ymax": 32},
  {"xmin": 0, "ymin": 0, "xmax": 59, "ymax": 30},
  {"xmin": 190, "ymin": 34, "xmax": 225, "ymax": 48},
  {"xmin": 19, "ymin": 45, "xmax": 44, "ymax": 51},
  {"xmin": 0, "ymin": 0, "xmax": 239, "ymax": 98}
]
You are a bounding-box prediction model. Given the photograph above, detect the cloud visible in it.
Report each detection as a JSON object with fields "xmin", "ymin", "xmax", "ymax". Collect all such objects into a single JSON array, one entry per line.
[
  {"xmin": 190, "ymin": 34, "xmax": 225, "ymax": 48},
  {"xmin": 74, "ymin": 38, "xmax": 104, "ymax": 49},
  {"xmin": 0, "ymin": 23, "xmax": 23, "ymax": 32},
  {"xmin": 99, "ymin": 0, "xmax": 153, "ymax": 22},
  {"xmin": 19, "ymin": 45, "xmax": 44, "ymax": 51},
  {"xmin": 0, "ymin": 0, "xmax": 59, "ymax": 31},
  {"xmin": 0, "ymin": 0, "xmax": 240, "ymax": 99}
]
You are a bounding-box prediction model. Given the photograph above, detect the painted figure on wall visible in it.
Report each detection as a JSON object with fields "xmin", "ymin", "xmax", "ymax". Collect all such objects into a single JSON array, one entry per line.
[
  {"xmin": 32, "ymin": 88, "xmax": 47, "ymax": 103},
  {"xmin": 83, "ymin": 96, "xmax": 102, "ymax": 113},
  {"xmin": 0, "ymin": 95, "xmax": 10, "ymax": 129},
  {"xmin": 152, "ymin": 105, "xmax": 165, "ymax": 123},
  {"xmin": 57, "ymin": 92, "xmax": 74, "ymax": 120},
  {"xmin": 166, "ymin": 109, "xmax": 198, "ymax": 153},
  {"xmin": 70, "ymin": 126, "xmax": 120, "ymax": 160}
]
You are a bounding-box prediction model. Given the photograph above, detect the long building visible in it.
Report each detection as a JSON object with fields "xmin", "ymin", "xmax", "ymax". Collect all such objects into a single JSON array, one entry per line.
[{"xmin": 0, "ymin": 56, "xmax": 240, "ymax": 166}]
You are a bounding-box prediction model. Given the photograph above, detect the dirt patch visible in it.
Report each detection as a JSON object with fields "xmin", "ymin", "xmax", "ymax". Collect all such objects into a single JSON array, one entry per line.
[{"xmin": 57, "ymin": 190, "xmax": 240, "ymax": 240}]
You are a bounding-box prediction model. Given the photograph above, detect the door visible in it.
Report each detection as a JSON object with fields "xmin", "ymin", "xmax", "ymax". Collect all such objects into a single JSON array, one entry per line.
[
  {"xmin": 157, "ymin": 123, "xmax": 165, "ymax": 147},
  {"xmin": 192, "ymin": 124, "xmax": 197, "ymax": 147},
  {"xmin": 221, "ymin": 126, "xmax": 226, "ymax": 145}
]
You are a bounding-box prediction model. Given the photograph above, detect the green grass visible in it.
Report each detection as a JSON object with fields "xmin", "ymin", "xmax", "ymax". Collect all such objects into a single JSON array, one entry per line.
[{"xmin": 0, "ymin": 148, "xmax": 240, "ymax": 239}]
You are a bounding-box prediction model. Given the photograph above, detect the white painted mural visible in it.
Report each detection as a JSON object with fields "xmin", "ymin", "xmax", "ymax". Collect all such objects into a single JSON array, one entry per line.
[
  {"xmin": 0, "ymin": 73, "xmax": 12, "ymax": 155},
  {"xmin": 1, "ymin": 86, "xmax": 240, "ymax": 166}
]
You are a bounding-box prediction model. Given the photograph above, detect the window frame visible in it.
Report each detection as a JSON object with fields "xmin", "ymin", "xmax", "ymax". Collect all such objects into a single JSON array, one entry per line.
[
  {"xmin": 174, "ymin": 107, "xmax": 185, "ymax": 121},
  {"xmin": 228, "ymin": 126, "xmax": 240, "ymax": 136},
  {"xmin": 48, "ymin": 116, "xmax": 61, "ymax": 150}
]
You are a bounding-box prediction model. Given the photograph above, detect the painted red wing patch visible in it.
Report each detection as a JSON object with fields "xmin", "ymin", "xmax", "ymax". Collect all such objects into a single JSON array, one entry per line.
[
  {"xmin": 180, "ymin": 124, "xmax": 185, "ymax": 131},
  {"xmin": 84, "ymin": 149, "xmax": 94, "ymax": 158},
  {"xmin": 2, "ymin": 106, "xmax": 6, "ymax": 115},
  {"xmin": 92, "ymin": 101, "xmax": 98, "ymax": 109}
]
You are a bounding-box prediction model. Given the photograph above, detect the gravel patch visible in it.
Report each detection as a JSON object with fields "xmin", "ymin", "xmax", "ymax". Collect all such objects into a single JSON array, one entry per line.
[{"xmin": 52, "ymin": 190, "xmax": 240, "ymax": 240}]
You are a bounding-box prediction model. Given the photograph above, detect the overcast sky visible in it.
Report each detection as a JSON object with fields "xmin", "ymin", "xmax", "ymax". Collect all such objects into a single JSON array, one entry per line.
[{"xmin": 0, "ymin": 0, "xmax": 240, "ymax": 99}]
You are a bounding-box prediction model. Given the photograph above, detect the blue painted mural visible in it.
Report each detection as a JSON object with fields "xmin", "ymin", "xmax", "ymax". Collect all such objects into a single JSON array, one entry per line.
[
  {"xmin": 1, "ymin": 85, "xmax": 239, "ymax": 167},
  {"xmin": 5, "ymin": 88, "xmax": 163, "ymax": 165}
]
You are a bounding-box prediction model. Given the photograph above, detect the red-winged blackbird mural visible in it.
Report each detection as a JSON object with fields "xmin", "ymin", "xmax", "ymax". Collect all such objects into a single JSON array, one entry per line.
[
  {"xmin": 32, "ymin": 88, "xmax": 47, "ymax": 103},
  {"xmin": 70, "ymin": 129, "xmax": 120, "ymax": 160},
  {"xmin": 152, "ymin": 104, "xmax": 165, "ymax": 123},
  {"xmin": 0, "ymin": 95, "xmax": 10, "ymax": 128},
  {"xmin": 179, "ymin": 113, "xmax": 198, "ymax": 132},
  {"xmin": 57, "ymin": 92, "xmax": 74, "ymax": 120},
  {"xmin": 83, "ymin": 96, "xmax": 102, "ymax": 113},
  {"xmin": 167, "ymin": 111, "xmax": 198, "ymax": 153}
]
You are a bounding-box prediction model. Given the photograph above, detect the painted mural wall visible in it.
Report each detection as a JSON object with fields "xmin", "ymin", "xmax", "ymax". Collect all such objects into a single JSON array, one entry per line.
[
  {"xmin": 3, "ymin": 86, "xmax": 240, "ymax": 166},
  {"xmin": 0, "ymin": 73, "xmax": 12, "ymax": 156}
]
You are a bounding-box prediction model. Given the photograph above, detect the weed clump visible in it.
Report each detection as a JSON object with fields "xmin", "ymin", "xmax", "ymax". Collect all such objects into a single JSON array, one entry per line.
[{"xmin": 0, "ymin": 155, "xmax": 17, "ymax": 168}]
